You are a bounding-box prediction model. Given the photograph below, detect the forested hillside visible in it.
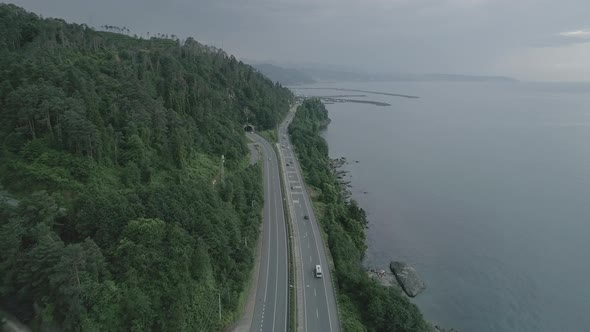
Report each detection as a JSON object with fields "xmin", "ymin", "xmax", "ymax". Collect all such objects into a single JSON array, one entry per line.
[
  {"xmin": 0, "ymin": 4, "xmax": 292, "ymax": 331},
  {"xmin": 289, "ymin": 99, "xmax": 429, "ymax": 332}
]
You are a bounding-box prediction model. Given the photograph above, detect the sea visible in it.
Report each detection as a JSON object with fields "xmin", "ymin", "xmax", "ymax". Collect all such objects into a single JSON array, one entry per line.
[{"xmin": 291, "ymin": 81, "xmax": 590, "ymax": 332}]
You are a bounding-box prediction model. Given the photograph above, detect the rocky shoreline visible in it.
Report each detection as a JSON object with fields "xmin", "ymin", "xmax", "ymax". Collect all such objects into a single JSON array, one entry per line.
[
  {"xmin": 367, "ymin": 263, "xmax": 456, "ymax": 331},
  {"xmin": 330, "ymin": 157, "xmax": 458, "ymax": 331},
  {"xmin": 329, "ymin": 157, "xmax": 366, "ymax": 200},
  {"xmin": 367, "ymin": 268, "xmax": 403, "ymax": 292}
]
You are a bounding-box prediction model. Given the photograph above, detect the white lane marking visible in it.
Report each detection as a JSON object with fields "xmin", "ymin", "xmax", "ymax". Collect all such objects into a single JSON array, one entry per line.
[
  {"xmin": 271, "ymin": 140, "xmax": 280, "ymax": 332},
  {"xmin": 298, "ymin": 163, "xmax": 335, "ymax": 332},
  {"xmin": 260, "ymin": 297, "xmax": 266, "ymax": 330},
  {"xmin": 271, "ymin": 135, "xmax": 292, "ymax": 332},
  {"xmin": 315, "ymin": 288, "xmax": 317, "ymax": 296},
  {"xmin": 277, "ymin": 158, "xmax": 289, "ymax": 332},
  {"xmin": 292, "ymin": 183, "xmax": 308, "ymax": 330},
  {"xmin": 309, "ymin": 255, "xmax": 312, "ymax": 263},
  {"xmin": 316, "ymin": 309, "xmax": 319, "ymax": 318},
  {"xmin": 258, "ymin": 138, "xmax": 280, "ymax": 331},
  {"xmin": 263, "ymin": 143, "xmax": 272, "ymax": 301}
]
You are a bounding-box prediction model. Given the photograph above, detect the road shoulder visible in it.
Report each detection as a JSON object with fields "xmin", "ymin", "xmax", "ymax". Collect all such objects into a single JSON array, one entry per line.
[{"xmin": 230, "ymin": 136, "xmax": 265, "ymax": 332}]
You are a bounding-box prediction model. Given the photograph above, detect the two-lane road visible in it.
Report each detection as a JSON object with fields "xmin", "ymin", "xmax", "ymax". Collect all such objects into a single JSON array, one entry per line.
[
  {"xmin": 278, "ymin": 110, "xmax": 340, "ymax": 332},
  {"xmin": 248, "ymin": 133, "xmax": 289, "ymax": 332}
]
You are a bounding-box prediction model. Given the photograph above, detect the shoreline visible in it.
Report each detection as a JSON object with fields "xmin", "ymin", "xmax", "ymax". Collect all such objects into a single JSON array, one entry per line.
[{"xmin": 324, "ymin": 116, "xmax": 458, "ymax": 332}]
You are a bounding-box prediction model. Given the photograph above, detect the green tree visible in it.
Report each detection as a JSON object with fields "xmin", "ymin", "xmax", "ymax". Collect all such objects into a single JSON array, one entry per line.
[{"xmin": 0, "ymin": 3, "xmax": 288, "ymax": 330}]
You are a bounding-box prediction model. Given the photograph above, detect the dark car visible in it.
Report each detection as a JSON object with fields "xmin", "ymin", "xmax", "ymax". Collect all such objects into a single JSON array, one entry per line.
[{"xmin": 303, "ymin": 215, "xmax": 309, "ymax": 220}]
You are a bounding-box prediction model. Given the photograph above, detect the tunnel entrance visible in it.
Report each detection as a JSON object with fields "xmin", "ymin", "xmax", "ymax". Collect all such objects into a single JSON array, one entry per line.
[{"xmin": 244, "ymin": 124, "xmax": 254, "ymax": 133}]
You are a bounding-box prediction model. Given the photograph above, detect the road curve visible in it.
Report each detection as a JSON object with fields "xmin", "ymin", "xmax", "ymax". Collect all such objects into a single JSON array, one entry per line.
[
  {"xmin": 248, "ymin": 133, "xmax": 290, "ymax": 332},
  {"xmin": 278, "ymin": 110, "xmax": 341, "ymax": 332}
]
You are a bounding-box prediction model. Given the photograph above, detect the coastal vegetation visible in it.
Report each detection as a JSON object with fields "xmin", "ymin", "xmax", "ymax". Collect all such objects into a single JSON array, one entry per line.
[
  {"xmin": 289, "ymin": 98, "xmax": 429, "ymax": 332},
  {"xmin": 0, "ymin": 4, "xmax": 292, "ymax": 331}
]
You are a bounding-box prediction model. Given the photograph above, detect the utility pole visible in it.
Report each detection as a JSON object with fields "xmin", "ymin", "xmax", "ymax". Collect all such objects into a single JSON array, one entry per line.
[{"xmin": 220, "ymin": 154, "xmax": 225, "ymax": 184}]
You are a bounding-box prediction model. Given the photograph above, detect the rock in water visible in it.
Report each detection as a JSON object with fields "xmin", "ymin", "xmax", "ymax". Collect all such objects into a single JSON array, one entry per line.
[{"xmin": 390, "ymin": 261, "xmax": 426, "ymax": 297}]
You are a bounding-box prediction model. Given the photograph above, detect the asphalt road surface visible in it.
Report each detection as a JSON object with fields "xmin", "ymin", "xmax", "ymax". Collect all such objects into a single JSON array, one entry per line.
[
  {"xmin": 248, "ymin": 133, "xmax": 289, "ymax": 332},
  {"xmin": 279, "ymin": 110, "xmax": 341, "ymax": 332}
]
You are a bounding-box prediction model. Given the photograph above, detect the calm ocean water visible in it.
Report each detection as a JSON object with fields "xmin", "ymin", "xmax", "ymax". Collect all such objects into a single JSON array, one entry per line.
[{"xmin": 292, "ymin": 81, "xmax": 590, "ymax": 332}]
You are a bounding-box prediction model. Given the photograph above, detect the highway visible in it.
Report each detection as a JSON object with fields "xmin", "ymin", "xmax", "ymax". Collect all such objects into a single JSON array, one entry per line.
[
  {"xmin": 278, "ymin": 109, "xmax": 341, "ymax": 332},
  {"xmin": 247, "ymin": 133, "xmax": 289, "ymax": 332}
]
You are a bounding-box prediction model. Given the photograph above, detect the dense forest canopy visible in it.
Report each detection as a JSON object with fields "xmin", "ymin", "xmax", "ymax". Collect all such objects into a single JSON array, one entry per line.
[{"xmin": 0, "ymin": 4, "xmax": 292, "ymax": 331}]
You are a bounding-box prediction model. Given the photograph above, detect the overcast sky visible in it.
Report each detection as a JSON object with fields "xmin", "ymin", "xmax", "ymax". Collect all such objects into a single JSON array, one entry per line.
[{"xmin": 7, "ymin": 0, "xmax": 590, "ymax": 81}]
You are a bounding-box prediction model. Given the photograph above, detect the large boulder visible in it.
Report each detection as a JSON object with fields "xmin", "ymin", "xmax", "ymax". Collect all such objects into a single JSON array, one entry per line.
[{"xmin": 390, "ymin": 261, "xmax": 426, "ymax": 297}]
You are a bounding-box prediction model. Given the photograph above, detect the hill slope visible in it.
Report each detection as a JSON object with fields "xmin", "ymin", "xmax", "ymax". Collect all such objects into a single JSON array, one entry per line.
[{"xmin": 0, "ymin": 4, "xmax": 292, "ymax": 331}]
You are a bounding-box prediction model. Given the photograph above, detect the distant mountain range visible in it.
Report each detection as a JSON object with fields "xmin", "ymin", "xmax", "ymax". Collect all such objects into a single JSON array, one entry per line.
[
  {"xmin": 251, "ymin": 62, "xmax": 517, "ymax": 84},
  {"xmin": 416, "ymin": 73, "xmax": 517, "ymax": 82},
  {"xmin": 295, "ymin": 67, "xmax": 517, "ymax": 83},
  {"xmin": 252, "ymin": 63, "xmax": 315, "ymax": 85}
]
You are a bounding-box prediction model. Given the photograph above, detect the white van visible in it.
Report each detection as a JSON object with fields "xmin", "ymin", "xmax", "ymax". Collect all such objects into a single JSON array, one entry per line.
[{"xmin": 314, "ymin": 265, "xmax": 323, "ymax": 278}]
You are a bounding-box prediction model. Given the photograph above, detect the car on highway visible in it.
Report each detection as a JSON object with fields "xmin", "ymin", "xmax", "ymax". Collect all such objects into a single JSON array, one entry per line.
[
  {"xmin": 314, "ymin": 265, "xmax": 323, "ymax": 278},
  {"xmin": 303, "ymin": 215, "xmax": 309, "ymax": 220}
]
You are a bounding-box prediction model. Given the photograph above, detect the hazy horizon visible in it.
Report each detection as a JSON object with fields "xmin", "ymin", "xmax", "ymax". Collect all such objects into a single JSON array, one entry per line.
[{"xmin": 6, "ymin": 0, "xmax": 590, "ymax": 82}]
